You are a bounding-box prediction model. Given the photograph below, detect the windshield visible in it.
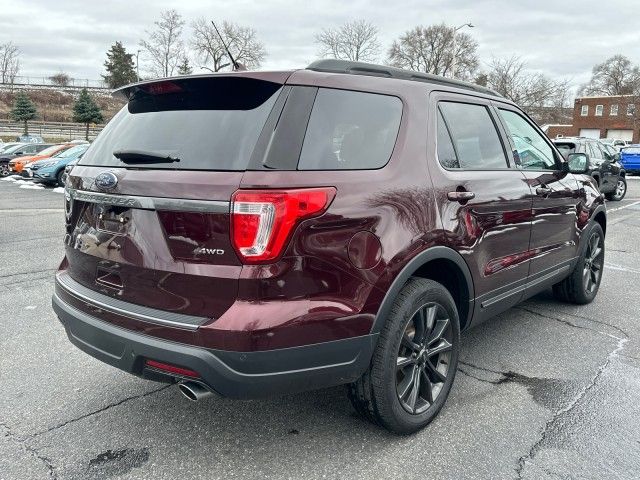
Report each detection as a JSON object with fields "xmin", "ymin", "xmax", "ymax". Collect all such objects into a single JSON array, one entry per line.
[
  {"xmin": 38, "ymin": 145, "xmax": 64, "ymax": 157},
  {"xmin": 54, "ymin": 144, "xmax": 88, "ymax": 159},
  {"xmin": 80, "ymin": 77, "xmax": 282, "ymax": 171},
  {"xmin": 4, "ymin": 144, "xmax": 27, "ymax": 154}
]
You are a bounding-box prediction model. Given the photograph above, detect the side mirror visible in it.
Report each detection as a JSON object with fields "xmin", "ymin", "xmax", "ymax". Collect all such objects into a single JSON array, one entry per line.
[
  {"xmin": 566, "ymin": 153, "xmax": 589, "ymax": 174},
  {"xmin": 614, "ymin": 152, "xmax": 621, "ymax": 162}
]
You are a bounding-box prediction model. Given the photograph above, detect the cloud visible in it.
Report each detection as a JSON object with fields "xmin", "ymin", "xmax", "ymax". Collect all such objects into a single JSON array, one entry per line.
[{"xmin": 1, "ymin": 0, "xmax": 638, "ymax": 90}]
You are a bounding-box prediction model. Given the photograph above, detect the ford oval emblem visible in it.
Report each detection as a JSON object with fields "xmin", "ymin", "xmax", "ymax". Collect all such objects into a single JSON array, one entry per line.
[{"xmin": 95, "ymin": 171, "xmax": 118, "ymax": 191}]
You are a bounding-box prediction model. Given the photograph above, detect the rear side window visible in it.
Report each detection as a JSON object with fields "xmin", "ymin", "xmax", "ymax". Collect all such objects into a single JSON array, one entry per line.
[
  {"xmin": 438, "ymin": 102, "xmax": 508, "ymax": 169},
  {"xmin": 436, "ymin": 110, "xmax": 459, "ymax": 168},
  {"xmin": 80, "ymin": 77, "xmax": 282, "ymax": 171},
  {"xmin": 297, "ymin": 89, "xmax": 402, "ymax": 170}
]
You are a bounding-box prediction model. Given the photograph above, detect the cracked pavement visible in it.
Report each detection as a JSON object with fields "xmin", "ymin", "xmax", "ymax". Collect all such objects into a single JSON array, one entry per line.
[{"xmin": 1, "ymin": 180, "xmax": 640, "ymax": 480}]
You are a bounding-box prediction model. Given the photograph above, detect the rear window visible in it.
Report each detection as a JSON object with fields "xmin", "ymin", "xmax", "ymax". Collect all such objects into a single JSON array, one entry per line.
[
  {"xmin": 80, "ymin": 77, "xmax": 282, "ymax": 171},
  {"xmin": 297, "ymin": 89, "xmax": 402, "ymax": 170},
  {"xmin": 553, "ymin": 142, "xmax": 576, "ymax": 160},
  {"xmin": 623, "ymin": 147, "xmax": 640, "ymax": 154}
]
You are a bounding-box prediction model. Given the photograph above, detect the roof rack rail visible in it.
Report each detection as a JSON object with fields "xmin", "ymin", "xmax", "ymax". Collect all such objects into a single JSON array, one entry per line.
[{"xmin": 306, "ymin": 59, "xmax": 502, "ymax": 97}]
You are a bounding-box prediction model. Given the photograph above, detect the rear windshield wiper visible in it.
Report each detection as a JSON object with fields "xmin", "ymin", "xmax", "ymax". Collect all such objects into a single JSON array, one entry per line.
[{"xmin": 113, "ymin": 149, "xmax": 180, "ymax": 164}]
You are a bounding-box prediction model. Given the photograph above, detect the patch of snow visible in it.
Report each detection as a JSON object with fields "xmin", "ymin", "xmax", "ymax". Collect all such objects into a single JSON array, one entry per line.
[
  {"xmin": 24, "ymin": 306, "xmax": 37, "ymax": 310},
  {"xmin": 1, "ymin": 177, "xmax": 16, "ymax": 182},
  {"xmin": 52, "ymin": 187, "xmax": 65, "ymax": 193},
  {"xmin": 19, "ymin": 184, "xmax": 45, "ymax": 190},
  {"xmin": 13, "ymin": 179, "xmax": 31, "ymax": 185}
]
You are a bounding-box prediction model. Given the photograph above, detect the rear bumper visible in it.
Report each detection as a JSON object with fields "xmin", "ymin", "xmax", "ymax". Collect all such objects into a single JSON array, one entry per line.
[{"xmin": 52, "ymin": 291, "xmax": 376, "ymax": 399}]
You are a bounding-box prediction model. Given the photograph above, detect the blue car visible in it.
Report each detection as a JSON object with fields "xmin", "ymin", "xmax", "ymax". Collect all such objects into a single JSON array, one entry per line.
[
  {"xmin": 31, "ymin": 144, "xmax": 89, "ymax": 186},
  {"xmin": 620, "ymin": 145, "xmax": 640, "ymax": 175}
]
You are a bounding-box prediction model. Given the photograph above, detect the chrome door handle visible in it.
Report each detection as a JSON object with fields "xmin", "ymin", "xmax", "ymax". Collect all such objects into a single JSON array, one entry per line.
[
  {"xmin": 536, "ymin": 186, "xmax": 551, "ymax": 196},
  {"xmin": 447, "ymin": 191, "xmax": 475, "ymax": 203}
]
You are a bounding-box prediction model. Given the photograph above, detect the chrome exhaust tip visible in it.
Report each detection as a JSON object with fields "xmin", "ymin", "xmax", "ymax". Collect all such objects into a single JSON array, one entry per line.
[{"xmin": 178, "ymin": 381, "xmax": 213, "ymax": 401}]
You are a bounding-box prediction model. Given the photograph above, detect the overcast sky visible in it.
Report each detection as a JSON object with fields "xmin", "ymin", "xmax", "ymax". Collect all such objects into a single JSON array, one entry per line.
[{"xmin": 1, "ymin": 0, "xmax": 638, "ymax": 90}]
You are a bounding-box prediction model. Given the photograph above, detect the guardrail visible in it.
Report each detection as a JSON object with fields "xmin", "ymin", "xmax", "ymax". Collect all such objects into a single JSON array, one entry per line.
[
  {"xmin": 2, "ymin": 76, "xmax": 108, "ymax": 90},
  {"xmin": 0, "ymin": 120, "xmax": 104, "ymax": 141}
]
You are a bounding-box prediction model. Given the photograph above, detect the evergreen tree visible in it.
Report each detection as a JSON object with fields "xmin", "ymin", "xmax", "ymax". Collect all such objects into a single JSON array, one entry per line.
[
  {"xmin": 73, "ymin": 89, "xmax": 104, "ymax": 140},
  {"xmin": 102, "ymin": 41, "xmax": 137, "ymax": 88},
  {"xmin": 10, "ymin": 92, "xmax": 37, "ymax": 135},
  {"xmin": 177, "ymin": 57, "xmax": 193, "ymax": 75}
]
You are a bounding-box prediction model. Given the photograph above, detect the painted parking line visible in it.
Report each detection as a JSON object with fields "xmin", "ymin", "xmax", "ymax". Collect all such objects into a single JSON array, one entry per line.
[{"xmin": 607, "ymin": 200, "xmax": 640, "ymax": 213}]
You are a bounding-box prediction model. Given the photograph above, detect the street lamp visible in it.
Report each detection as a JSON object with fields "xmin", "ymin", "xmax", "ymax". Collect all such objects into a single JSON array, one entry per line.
[
  {"xmin": 136, "ymin": 49, "xmax": 141, "ymax": 81},
  {"xmin": 451, "ymin": 23, "xmax": 474, "ymax": 79}
]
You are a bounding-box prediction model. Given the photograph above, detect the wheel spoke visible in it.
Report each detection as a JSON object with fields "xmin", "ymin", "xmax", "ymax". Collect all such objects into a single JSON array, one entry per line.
[
  {"xmin": 591, "ymin": 246, "xmax": 602, "ymax": 262},
  {"xmin": 407, "ymin": 367, "xmax": 421, "ymax": 412},
  {"xmin": 397, "ymin": 370, "xmax": 414, "ymax": 399},
  {"xmin": 428, "ymin": 338, "xmax": 452, "ymax": 357},
  {"xmin": 401, "ymin": 334, "xmax": 420, "ymax": 352},
  {"xmin": 589, "ymin": 235, "xmax": 598, "ymax": 257},
  {"xmin": 428, "ymin": 317, "xmax": 450, "ymax": 345},
  {"xmin": 426, "ymin": 359, "xmax": 447, "ymax": 383},
  {"xmin": 582, "ymin": 266, "xmax": 590, "ymax": 286},
  {"xmin": 420, "ymin": 369, "xmax": 434, "ymax": 404},
  {"xmin": 397, "ymin": 356, "xmax": 414, "ymax": 371}
]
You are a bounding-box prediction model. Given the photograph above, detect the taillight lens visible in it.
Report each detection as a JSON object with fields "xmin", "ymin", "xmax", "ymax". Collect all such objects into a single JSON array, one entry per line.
[{"xmin": 231, "ymin": 187, "xmax": 336, "ymax": 263}]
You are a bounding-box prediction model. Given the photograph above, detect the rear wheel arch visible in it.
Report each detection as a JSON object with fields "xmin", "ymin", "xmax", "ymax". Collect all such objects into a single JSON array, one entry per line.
[
  {"xmin": 593, "ymin": 207, "xmax": 606, "ymax": 237},
  {"xmin": 371, "ymin": 247, "xmax": 475, "ymax": 335}
]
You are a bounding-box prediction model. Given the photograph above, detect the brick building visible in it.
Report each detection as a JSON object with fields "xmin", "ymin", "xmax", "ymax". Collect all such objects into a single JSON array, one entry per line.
[{"xmin": 546, "ymin": 94, "xmax": 639, "ymax": 142}]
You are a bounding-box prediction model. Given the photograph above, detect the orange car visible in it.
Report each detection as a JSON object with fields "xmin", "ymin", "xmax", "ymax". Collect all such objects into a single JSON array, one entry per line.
[{"xmin": 9, "ymin": 144, "xmax": 75, "ymax": 173}]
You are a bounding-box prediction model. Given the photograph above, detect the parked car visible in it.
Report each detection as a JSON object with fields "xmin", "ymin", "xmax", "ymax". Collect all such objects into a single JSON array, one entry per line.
[
  {"xmin": 0, "ymin": 142, "xmax": 23, "ymax": 154},
  {"xmin": 620, "ymin": 145, "xmax": 640, "ymax": 175},
  {"xmin": 60, "ymin": 158, "xmax": 80, "ymax": 186},
  {"xmin": 9, "ymin": 143, "xmax": 75, "ymax": 174},
  {"xmin": 553, "ymin": 137, "xmax": 627, "ymax": 201},
  {"xmin": 16, "ymin": 134, "xmax": 44, "ymax": 143},
  {"xmin": 53, "ymin": 60, "xmax": 606, "ymax": 434},
  {"xmin": 600, "ymin": 138, "xmax": 628, "ymax": 152},
  {"xmin": 0, "ymin": 143, "xmax": 51, "ymax": 177},
  {"xmin": 31, "ymin": 144, "xmax": 89, "ymax": 186}
]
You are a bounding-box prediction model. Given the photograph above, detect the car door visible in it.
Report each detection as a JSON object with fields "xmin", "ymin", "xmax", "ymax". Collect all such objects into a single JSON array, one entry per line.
[
  {"xmin": 427, "ymin": 92, "xmax": 533, "ymax": 324},
  {"xmin": 494, "ymin": 105, "xmax": 581, "ymax": 297}
]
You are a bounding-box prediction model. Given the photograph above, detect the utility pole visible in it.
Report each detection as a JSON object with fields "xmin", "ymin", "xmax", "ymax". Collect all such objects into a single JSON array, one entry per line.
[{"xmin": 451, "ymin": 23, "xmax": 474, "ymax": 79}]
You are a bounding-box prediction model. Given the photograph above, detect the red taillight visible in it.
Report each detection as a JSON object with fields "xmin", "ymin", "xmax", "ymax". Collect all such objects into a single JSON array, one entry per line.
[
  {"xmin": 145, "ymin": 359, "xmax": 200, "ymax": 378},
  {"xmin": 231, "ymin": 187, "xmax": 336, "ymax": 264}
]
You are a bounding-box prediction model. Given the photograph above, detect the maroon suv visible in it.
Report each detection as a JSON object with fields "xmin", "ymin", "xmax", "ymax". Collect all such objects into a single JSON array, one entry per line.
[{"xmin": 53, "ymin": 60, "xmax": 606, "ymax": 434}]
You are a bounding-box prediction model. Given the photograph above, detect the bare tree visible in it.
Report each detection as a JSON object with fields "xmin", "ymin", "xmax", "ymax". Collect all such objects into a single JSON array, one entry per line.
[
  {"xmin": 49, "ymin": 71, "xmax": 70, "ymax": 87},
  {"xmin": 191, "ymin": 19, "xmax": 266, "ymax": 72},
  {"xmin": 486, "ymin": 56, "xmax": 571, "ymax": 123},
  {"xmin": 387, "ymin": 23, "xmax": 478, "ymax": 80},
  {"xmin": 140, "ymin": 9, "xmax": 186, "ymax": 78},
  {"xmin": 315, "ymin": 20, "xmax": 380, "ymax": 62},
  {"xmin": 0, "ymin": 42, "xmax": 20, "ymax": 84},
  {"xmin": 580, "ymin": 55, "xmax": 640, "ymax": 96}
]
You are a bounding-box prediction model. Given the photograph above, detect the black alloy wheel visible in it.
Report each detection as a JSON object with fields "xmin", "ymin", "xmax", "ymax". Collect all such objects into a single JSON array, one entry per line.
[
  {"xmin": 396, "ymin": 303, "xmax": 453, "ymax": 414},
  {"xmin": 582, "ymin": 230, "xmax": 604, "ymax": 295}
]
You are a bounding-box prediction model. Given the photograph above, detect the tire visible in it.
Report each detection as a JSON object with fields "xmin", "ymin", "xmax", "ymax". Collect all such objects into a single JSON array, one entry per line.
[
  {"xmin": 56, "ymin": 169, "xmax": 65, "ymax": 187},
  {"xmin": 605, "ymin": 177, "xmax": 626, "ymax": 201},
  {"xmin": 553, "ymin": 222, "xmax": 604, "ymax": 304},
  {"xmin": 347, "ymin": 278, "xmax": 460, "ymax": 434},
  {"xmin": 0, "ymin": 162, "xmax": 9, "ymax": 177}
]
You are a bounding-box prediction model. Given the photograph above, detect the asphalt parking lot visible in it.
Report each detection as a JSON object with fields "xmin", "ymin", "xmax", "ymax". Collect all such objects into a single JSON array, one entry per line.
[{"xmin": 1, "ymin": 177, "xmax": 639, "ymax": 480}]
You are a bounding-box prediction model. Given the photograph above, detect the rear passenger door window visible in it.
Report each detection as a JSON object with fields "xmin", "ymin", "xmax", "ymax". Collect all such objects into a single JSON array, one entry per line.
[
  {"xmin": 297, "ymin": 89, "xmax": 402, "ymax": 170},
  {"xmin": 437, "ymin": 102, "xmax": 508, "ymax": 169},
  {"xmin": 497, "ymin": 109, "xmax": 558, "ymax": 170}
]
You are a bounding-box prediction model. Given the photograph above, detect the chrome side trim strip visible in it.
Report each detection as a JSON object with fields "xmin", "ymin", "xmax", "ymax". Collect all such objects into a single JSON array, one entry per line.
[{"xmin": 67, "ymin": 188, "xmax": 229, "ymax": 213}]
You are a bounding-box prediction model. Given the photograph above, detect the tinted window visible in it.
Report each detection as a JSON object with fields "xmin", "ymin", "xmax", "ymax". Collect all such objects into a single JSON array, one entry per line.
[
  {"xmin": 438, "ymin": 102, "xmax": 507, "ymax": 169},
  {"xmin": 297, "ymin": 89, "xmax": 402, "ymax": 170},
  {"xmin": 498, "ymin": 109, "xmax": 557, "ymax": 170},
  {"xmin": 80, "ymin": 77, "xmax": 282, "ymax": 171},
  {"xmin": 436, "ymin": 110, "xmax": 459, "ymax": 168}
]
